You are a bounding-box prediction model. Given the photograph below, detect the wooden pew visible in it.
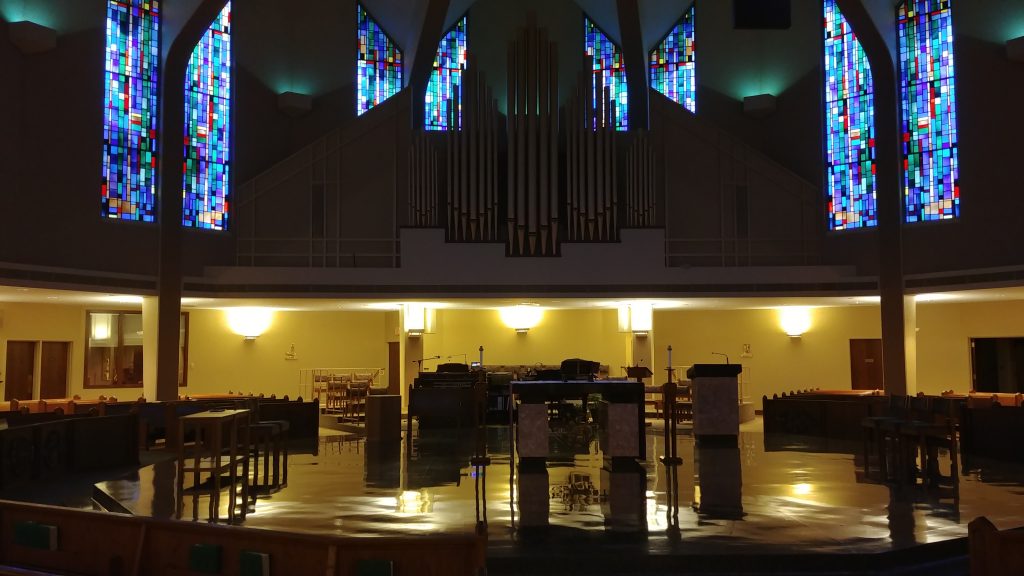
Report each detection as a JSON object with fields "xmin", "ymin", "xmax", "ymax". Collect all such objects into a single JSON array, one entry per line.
[
  {"xmin": 969, "ymin": 516, "xmax": 1024, "ymax": 576},
  {"xmin": 0, "ymin": 499, "xmax": 487, "ymax": 576}
]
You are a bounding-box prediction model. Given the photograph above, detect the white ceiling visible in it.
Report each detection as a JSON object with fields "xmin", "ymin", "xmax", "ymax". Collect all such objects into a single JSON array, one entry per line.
[{"xmin": 2, "ymin": 285, "xmax": 1023, "ymax": 312}]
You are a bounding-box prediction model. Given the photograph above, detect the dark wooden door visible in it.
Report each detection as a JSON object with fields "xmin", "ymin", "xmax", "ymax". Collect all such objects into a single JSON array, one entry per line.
[
  {"xmin": 850, "ymin": 339, "xmax": 884, "ymax": 390},
  {"xmin": 40, "ymin": 342, "xmax": 70, "ymax": 399},
  {"xmin": 388, "ymin": 341, "xmax": 400, "ymax": 395},
  {"xmin": 5, "ymin": 341, "xmax": 36, "ymax": 401}
]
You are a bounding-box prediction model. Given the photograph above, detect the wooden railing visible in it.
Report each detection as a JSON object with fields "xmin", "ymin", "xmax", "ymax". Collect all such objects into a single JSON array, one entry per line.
[{"xmin": 0, "ymin": 499, "xmax": 486, "ymax": 576}]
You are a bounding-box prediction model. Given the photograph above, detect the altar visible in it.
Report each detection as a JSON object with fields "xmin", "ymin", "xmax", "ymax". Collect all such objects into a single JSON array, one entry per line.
[{"xmin": 510, "ymin": 379, "xmax": 646, "ymax": 460}]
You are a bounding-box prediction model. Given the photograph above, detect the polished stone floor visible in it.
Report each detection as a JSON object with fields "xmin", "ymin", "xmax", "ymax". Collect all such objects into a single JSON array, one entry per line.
[{"xmin": 93, "ymin": 418, "xmax": 1024, "ymax": 573}]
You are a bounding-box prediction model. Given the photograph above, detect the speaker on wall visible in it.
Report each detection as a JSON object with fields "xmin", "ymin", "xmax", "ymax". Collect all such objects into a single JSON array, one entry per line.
[{"xmin": 734, "ymin": 0, "xmax": 791, "ymax": 30}]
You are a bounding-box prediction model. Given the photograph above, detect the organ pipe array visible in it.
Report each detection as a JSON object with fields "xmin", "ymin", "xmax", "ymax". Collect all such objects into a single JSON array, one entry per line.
[
  {"xmin": 505, "ymin": 16, "xmax": 560, "ymax": 256},
  {"xmin": 566, "ymin": 57, "xmax": 618, "ymax": 242},
  {"xmin": 408, "ymin": 131, "xmax": 438, "ymax": 227},
  {"xmin": 626, "ymin": 132, "xmax": 656, "ymax": 227},
  {"xmin": 446, "ymin": 57, "xmax": 501, "ymax": 242}
]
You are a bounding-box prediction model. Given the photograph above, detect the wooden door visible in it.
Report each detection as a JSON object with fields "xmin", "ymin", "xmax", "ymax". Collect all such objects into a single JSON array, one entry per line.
[
  {"xmin": 5, "ymin": 341, "xmax": 36, "ymax": 401},
  {"xmin": 388, "ymin": 341, "xmax": 400, "ymax": 395},
  {"xmin": 850, "ymin": 339, "xmax": 884, "ymax": 391},
  {"xmin": 40, "ymin": 342, "xmax": 70, "ymax": 399}
]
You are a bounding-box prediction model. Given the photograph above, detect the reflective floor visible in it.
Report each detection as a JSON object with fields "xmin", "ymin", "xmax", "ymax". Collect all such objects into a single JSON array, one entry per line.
[{"xmin": 95, "ymin": 418, "xmax": 1024, "ymax": 565}]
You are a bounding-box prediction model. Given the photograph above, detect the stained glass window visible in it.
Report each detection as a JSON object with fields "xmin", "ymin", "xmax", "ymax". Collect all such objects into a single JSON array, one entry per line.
[
  {"xmin": 898, "ymin": 0, "xmax": 959, "ymax": 222},
  {"xmin": 183, "ymin": 2, "xmax": 231, "ymax": 230},
  {"xmin": 584, "ymin": 17, "xmax": 627, "ymax": 130},
  {"xmin": 824, "ymin": 0, "xmax": 876, "ymax": 230},
  {"xmin": 649, "ymin": 5, "xmax": 696, "ymax": 113},
  {"xmin": 102, "ymin": 0, "xmax": 160, "ymax": 222},
  {"xmin": 357, "ymin": 3, "xmax": 402, "ymax": 116},
  {"xmin": 425, "ymin": 17, "xmax": 467, "ymax": 130}
]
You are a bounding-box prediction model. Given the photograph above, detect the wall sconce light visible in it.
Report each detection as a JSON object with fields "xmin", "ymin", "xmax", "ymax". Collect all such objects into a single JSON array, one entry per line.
[
  {"xmin": 778, "ymin": 306, "xmax": 812, "ymax": 337},
  {"xmin": 278, "ymin": 91, "xmax": 313, "ymax": 117},
  {"xmin": 617, "ymin": 302, "xmax": 653, "ymax": 336},
  {"xmin": 226, "ymin": 307, "xmax": 273, "ymax": 340},
  {"xmin": 1008, "ymin": 36, "xmax": 1024, "ymax": 62},
  {"xmin": 743, "ymin": 93, "xmax": 777, "ymax": 119},
  {"xmin": 499, "ymin": 304, "xmax": 543, "ymax": 334},
  {"xmin": 9, "ymin": 21, "xmax": 57, "ymax": 54},
  {"xmin": 403, "ymin": 303, "xmax": 435, "ymax": 337}
]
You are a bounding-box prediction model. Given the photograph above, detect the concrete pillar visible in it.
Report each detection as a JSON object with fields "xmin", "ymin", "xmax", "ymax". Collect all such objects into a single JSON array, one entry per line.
[
  {"xmin": 904, "ymin": 296, "xmax": 917, "ymax": 395},
  {"xmin": 836, "ymin": 0, "xmax": 908, "ymax": 394},
  {"xmin": 407, "ymin": 0, "xmax": 451, "ymax": 129},
  {"xmin": 402, "ymin": 335, "xmax": 423, "ymax": 414},
  {"xmin": 615, "ymin": 0, "xmax": 649, "ymax": 130},
  {"xmin": 156, "ymin": 0, "xmax": 227, "ymax": 401}
]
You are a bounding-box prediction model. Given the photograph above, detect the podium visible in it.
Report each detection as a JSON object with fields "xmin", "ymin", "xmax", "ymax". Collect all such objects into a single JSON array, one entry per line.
[
  {"xmin": 686, "ymin": 364, "xmax": 742, "ymax": 442},
  {"xmin": 625, "ymin": 365, "xmax": 653, "ymax": 383}
]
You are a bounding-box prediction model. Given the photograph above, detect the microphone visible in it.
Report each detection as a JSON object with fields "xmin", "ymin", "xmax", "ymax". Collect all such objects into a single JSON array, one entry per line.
[{"xmin": 711, "ymin": 352, "xmax": 730, "ymax": 364}]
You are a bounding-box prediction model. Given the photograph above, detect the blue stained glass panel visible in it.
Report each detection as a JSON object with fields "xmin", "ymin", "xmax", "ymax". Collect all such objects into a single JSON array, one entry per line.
[
  {"xmin": 358, "ymin": 3, "xmax": 402, "ymax": 116},
  {"xmin": 584, "ymin": 17, "xmax": 627, "ymax": 130},
  {"xmin": 649, "ymin": 5, "xmax": 696, "ymax": 113},
  {"xmin": 898, "ymin": 0, "xmax": 959, "ymax": 222},
  {"xmin": 102, "ymin": 0, "xmax": 160, "ymax": 222},
  {"xmin": 824, "ymin": 0, "xmax": 877, "ymax": 230},
  {"xmin": 183, "ymin": 2, "xmax": 231, "ymax": 230},
  {"xmin": 425, "ymin": 17, "xmax": 467, "ymax": 131}
]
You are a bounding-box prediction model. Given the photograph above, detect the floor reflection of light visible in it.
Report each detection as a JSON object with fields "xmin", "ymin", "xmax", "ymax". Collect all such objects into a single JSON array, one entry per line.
[
  {"xmin": 792, "ymin": 483, "xmax": 813, "ymax": 496},
  {"xmin": 396, "ymin": 489, "xmax": 432, "ymax": 514}
]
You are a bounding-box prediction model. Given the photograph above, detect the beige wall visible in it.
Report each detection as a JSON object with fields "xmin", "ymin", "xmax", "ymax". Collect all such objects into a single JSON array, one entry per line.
[
  {"xmin": 916, "ymin": 300, "xmax": 1024, "ymax": 397},
  {"xmin": 3, "ymin": 299, "xmax": 1024, "ymax": 403},
  {"xmin": 654, "ymin": 306, "xmax": 883, "ymax": 406},
  {"xmin": 186, "ymin": 309, "xmax": 390, "ymax": 397},
  {"xmin": 421, "ymin": 309, "xmax": 632, "ymax": 376}
]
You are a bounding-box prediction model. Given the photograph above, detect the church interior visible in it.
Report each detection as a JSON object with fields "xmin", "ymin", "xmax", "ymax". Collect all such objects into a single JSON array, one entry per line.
[{"xmin": 1, "ymin": 0, "xmax": 1024, "ymax": 574}]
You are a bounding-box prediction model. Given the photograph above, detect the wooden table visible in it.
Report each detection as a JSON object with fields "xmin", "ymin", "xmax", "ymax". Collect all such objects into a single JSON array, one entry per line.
[{"xmin": 176, "ymin": 409, "xmax": 250, "ymax": 523}]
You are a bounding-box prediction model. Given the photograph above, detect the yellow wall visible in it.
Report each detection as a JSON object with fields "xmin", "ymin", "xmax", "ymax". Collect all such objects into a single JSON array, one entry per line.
[
  {"xmin": 186, "ymin": 309, "xmax": 390, "ymax": 397},
  {"xmin": 422, "ymin": 309, "xmax": 631, "ymax": 376},
  {"xmin": 654, "ymin": 306, "xmax": 883, "ymax": 406},
  {"xmin": 916, "ymin": 300, "xmax": 1024, "ymax": 396},
  {"xmin": 3, "ymin": 299, "xmax": 1024, "ymax": 403}
]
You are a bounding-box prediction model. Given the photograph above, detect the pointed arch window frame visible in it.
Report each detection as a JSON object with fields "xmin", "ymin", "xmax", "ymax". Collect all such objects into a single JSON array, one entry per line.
[
  {"xmin": 583, "ymin": 15, "xmax": 629, "ymax": 131},
  {"xmin": 822, "ymin": 0, "xmax": 878, "ymax": 232},
  {"xmin": 649, "ymin": 3, "xmax": 697, "ymax": 114},
  {"xmin": 425, "ymin": 14, "xmax": 468, "ymax": 131},
  {"xmin": 357, "ymin": 2, "xmax": 404, "ymax": 116},
  {"xmin": 182, "ymin": 0, "xmax": 233, "ymax": 231}
]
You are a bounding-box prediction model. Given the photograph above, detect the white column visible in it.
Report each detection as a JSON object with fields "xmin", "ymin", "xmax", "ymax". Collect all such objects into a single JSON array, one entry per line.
[{"xmin": 142, "ymin": 296, "xmax": 160, "ymax": 401}]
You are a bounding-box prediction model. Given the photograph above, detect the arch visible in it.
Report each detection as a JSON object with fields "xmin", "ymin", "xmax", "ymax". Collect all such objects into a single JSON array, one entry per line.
[{"xmin": 824, "ymin": 0, "xmax": 877, "ymax": 230}]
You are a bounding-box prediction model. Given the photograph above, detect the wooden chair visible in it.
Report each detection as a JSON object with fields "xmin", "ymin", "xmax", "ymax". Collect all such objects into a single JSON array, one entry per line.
[
  {"xmin": 970, "ymin": 516, "xmax": 1024, "ymax": 575},
  {"xmin": 861, "ymin": 394, "xmax": 908, "ymax": 481}
]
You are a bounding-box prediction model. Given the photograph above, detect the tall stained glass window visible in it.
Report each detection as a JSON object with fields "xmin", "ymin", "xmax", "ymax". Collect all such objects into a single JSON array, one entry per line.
[
  {"xmin": 183, "ymin": 2, "xmax": 231, "ymax": 230},
  {"xmin": 357, "ymin": 3, "xmax": 402, "ymax": 116},
  {"xmin": 824, "ymin": 0, "xmax": 876, "ymax": 230},
  {"xmin": 102, "ymin": 0, "xmax": 160, "ymax": 222},
  {"xmin": 649, "ymin": 5, "xmax": 696, "ymax": 113},
  {"xmin": 425, "ymin": 17, "xmax": 467, "ymax": 131},
  {"xmin": 584, "ymin": 17, "xmax": 627, "ymax": 130},
  {"xmin": 898, "ymin": 0, "xmax": 959, "ymax": 222}
]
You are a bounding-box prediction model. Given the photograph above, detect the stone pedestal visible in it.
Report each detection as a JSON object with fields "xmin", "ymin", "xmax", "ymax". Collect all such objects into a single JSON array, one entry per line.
[
  {"xmin": 597, "ymin": 401, "xmax": 642, "ymax": 459},
  {"xmin": 687, "ymin": 364, "xmax": 742, "ymax": 440},
  {"xmin": 600, "ymin": 461, "xmax": 646, "ymax": 531},
  {"xmin": 516, "ymin": 403, "xmax": 550, "ymax": 458},
  {"xmin": 517, "ymin": 462, "xmax": 549, "ymax": 527}
]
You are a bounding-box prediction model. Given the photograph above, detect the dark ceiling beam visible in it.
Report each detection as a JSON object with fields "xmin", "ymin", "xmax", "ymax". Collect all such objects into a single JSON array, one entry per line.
[
  {"xmin": 836, "ymin": 0, "xmax": 908, "ymax": 394},
  {"xmin": 156, "ymin": 0, "xmax": 229, "ymax": 401},
  {"xmin": 615, "ymin": 0, "xmax": 648, "ymax": 130},
  {"xmin": 408, "ymin": 0, "xmax": 452, "ymax": 129}
]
